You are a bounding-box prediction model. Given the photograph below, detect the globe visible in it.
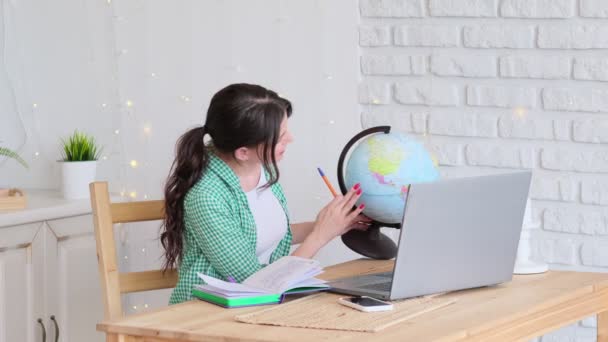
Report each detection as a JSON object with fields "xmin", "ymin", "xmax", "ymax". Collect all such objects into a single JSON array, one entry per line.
[{"xmin": 343, "ymin": 131, "xmax": 440, "ymax": 224}]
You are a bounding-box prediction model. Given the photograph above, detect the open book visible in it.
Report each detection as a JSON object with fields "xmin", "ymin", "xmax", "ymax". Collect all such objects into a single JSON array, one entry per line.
[{"xmin": 193, "ymin": 256, "xmax": 329, "ymax": 308}]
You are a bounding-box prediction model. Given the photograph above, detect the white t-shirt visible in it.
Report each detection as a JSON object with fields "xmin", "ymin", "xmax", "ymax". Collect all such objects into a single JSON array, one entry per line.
[{"xmin": 245, "ymin": 169, "xmax": 288, "ymax": 264}]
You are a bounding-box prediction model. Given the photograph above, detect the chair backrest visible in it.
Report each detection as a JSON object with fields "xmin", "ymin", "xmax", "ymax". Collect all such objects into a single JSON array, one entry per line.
[{"xmin": 89, "ymin": 181, "xmax": 177, "ymax": 320}]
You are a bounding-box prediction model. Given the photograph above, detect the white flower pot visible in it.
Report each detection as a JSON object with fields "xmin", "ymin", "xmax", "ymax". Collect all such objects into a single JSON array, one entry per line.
[{"xmin": 60, "ymin": 160, "xmax": 97, "ymax": 199}]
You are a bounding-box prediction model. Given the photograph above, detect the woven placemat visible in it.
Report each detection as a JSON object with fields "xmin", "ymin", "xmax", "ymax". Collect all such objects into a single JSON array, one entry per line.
[{"xmin": 235, "ymin": 292, "xmax": 456, "ymax": 333}]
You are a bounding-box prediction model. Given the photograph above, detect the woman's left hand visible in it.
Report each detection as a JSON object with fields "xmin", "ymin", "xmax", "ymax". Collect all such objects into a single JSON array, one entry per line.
[{"xmin": 341, "ymin": 214, "xmax": 373, "ymax": 235}]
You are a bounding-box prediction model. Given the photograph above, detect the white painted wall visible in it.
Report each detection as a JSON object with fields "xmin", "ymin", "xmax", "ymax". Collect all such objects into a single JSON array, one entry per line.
[
  {"xmin": 359, "ymin": 0, "xmax": 607, "ymax": 340},
  {"xmin": 0, "ymin": 0, "xmax": 120, "ymax": 189},
  {"xmin": 0, "ymin": 0, "xmax": 363, "ymax": 315}
]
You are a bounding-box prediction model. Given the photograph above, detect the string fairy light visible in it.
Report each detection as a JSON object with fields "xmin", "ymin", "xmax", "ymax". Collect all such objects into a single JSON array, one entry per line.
[
  {"xmin": 111, "ymin": 0, "xmax": 158, "ymax": 310},
  {"xmin": 104, "ymin": 0, "xmax": 152, "ymax": 314},
  {"xmin": 514, "ymin": 106, "xmax": 527, "ymax": 118}
]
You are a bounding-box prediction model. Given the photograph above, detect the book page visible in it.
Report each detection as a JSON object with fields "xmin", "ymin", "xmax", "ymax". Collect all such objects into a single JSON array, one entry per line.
[
  {"xmin": 197, "ymin": 273, "xmax": 265, "ymax": 294},
  {"xmin": 243, "ymin": 256, "xmax": 323, "ymax": 294},
  {"xmin": 194, "ymin": 284, "xmax": 264, "ymax": 298},
  {"xmin": 290, "ymin": 277, "xmax": 328, "ymax": 288}
]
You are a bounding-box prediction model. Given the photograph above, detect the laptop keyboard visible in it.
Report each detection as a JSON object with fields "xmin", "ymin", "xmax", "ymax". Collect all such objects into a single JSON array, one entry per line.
[{"xmin": 360, "ymin": 282, "xmax": 392, "ymax": 292}]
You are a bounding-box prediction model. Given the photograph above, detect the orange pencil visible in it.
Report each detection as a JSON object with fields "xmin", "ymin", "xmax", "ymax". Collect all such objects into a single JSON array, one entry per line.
[{"xmin": 317, "ymin": 167, "xmax": 338, "ymax": 197}]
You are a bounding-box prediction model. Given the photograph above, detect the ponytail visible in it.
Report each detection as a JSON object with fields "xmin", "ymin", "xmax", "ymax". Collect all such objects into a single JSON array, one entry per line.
[{"xmin": 161, "ymin": 126, "xmax": 208, "ymax": 271}]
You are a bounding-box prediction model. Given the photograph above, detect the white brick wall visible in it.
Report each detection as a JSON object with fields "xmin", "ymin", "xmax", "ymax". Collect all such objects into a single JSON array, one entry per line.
[
  {"xmin": 359, "ymin": 26, "xmax": 392, "ymax": 46},
  {"xmin": 394, "ymin": 82, "xmax": 461, "ymax": 106},
  {"xmin": 538, "ymin": 25, "xmax": 608, "ymax": 49},
  {"xmin": 573, "ymin": 58, "xmax": 608, "ymax": 81},
  {"xmin": 580, "ymin": 0, "xmax": 608, "ymax": 18},
  {"xmin": 467, "ymin": 85, "xmax": 537, "ymax": 108},
  {"xmin": 573, "ymin": 118, "xmax": 608, "ymax": 143},
  {"xmin": 501, "ymin": 0, "xmax": 575, "ymax": 18},
  {"xmin": 432, "ymin": 54, "xmax": 496, "ymax": 77},
  {"xmin": 464, "ymin": 25, "xmax": 535, "ymax": 48},
  {"xmin": 359, "ymin": 1, "xmax": 608, "ymax": 340},
  {"xmin": 394, "ymin": 25, "xmax": 460, "ymax": 47},
  {"xmin": 429, "ymin": 0, "xmax": 497, "ymax": 17},
  {"xmin": 543, "ymin": 87, "xmax": 608, "ymax": 113},
  {"xmin": 361, "ymin": 55, "xmax": 426, "ymax": 75},
  {"xmin": 360, "ymin": 0, "xmax": 425, "ymax": 17},
  {"xmin": 500, "ymin": 56, "xmax": 571, "ymax": 79},
  {"xmin": 582, "ymin": 180, "xmax": 608, "ymax": 205}
]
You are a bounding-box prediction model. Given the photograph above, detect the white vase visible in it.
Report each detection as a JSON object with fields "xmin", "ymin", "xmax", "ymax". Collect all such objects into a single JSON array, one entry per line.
[{"xmin": 60, "ymin": 160, "xmax": 97, "ymax": 199}]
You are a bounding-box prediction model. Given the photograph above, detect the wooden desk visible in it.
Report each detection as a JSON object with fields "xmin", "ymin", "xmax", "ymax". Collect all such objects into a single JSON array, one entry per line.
[{"xmin": 98, "ymin": 259, "xmax": 608, "ymax": 341}]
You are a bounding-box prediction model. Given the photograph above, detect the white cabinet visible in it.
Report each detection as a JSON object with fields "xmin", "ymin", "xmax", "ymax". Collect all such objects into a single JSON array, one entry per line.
[
  {"xmin": 0, "ymin": 191, "xmax": 104, "ymax": 342},
  {"xmin": 0, "ymin": 223, "xmax": 42, "ymax": 342}
]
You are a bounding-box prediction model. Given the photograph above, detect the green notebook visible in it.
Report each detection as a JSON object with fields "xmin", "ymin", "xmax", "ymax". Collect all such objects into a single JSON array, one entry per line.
[
  {"xmin": 192, "ymin": 286, "xmax": 326, "ymax": 308},
  {"xmin": 192, "ymin": 289, "xmax": 283, "ymax": 308},
  {"xmin": 193, "ymin": 256, "xmax": 329, "ymax": 308}
]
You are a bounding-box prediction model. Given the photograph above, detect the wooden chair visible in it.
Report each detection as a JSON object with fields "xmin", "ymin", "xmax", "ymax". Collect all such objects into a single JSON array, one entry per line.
[{"xmin": 89, "ymin": 181, "xmax": 178, "ymax": 323}]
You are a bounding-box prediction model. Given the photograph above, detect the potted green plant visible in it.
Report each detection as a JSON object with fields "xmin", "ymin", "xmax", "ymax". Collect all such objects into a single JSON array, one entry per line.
[
  {"xmin": 0, "ymin": 146, "xmax": 28, "ymax": 209},
  {"xmin": 0, "ymin": 146, "xmax": 29, "ymax": 169},
  {"xmin": 59, "ymin": 131, "xmax": 102, "ymax": 199}
]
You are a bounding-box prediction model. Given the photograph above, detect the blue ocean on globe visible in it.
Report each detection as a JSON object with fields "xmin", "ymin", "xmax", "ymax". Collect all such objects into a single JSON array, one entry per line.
[{"xmin": 344, "ymin": 132, "xmax": 440, "ymax": 224}]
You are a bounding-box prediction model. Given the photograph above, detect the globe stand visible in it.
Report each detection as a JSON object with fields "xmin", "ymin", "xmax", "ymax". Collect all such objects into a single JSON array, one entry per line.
[
  {"xmin": 341, "ymin": 224, "xmax": 398, "ymax": 260},
  {"xmin": 337, "ymin": 125, "xmax": 403, "ymax": 260}
]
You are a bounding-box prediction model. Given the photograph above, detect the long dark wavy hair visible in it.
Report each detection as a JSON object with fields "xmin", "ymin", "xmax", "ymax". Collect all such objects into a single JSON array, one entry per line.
[{"xmin": 161, "ymin": 83, "xmax": 292, "ymax": 271}]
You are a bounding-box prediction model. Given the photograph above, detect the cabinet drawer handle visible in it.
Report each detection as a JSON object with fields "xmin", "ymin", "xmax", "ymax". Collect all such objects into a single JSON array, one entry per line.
[
  {"xmin": 50, "ymin": 315, "xmax": 59, "ymax": 342},
  {"xmin": 37, "ymin": 318, "xmax": 47, "ymax": 342}
]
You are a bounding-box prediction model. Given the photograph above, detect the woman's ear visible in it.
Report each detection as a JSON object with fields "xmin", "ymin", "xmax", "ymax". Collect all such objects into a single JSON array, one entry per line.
[{"xmin": 234, "ymin": 147, "xmax": 250, "ymax": 162}]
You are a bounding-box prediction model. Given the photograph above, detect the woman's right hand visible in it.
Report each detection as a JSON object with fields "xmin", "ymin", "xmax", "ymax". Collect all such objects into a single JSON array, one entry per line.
[{"xmin": 311, "ymin": 184, "xmax": 365, "ymax": 245}]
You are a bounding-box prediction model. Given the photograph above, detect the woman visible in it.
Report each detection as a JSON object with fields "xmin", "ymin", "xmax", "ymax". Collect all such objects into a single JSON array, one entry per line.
[{"xmin": 162, "ymin": 83, "xmax": 367, "ymax": 304}]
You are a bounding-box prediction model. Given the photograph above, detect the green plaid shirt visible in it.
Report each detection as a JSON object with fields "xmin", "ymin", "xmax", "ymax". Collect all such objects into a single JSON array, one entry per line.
[{"xmin": 169, "ymin": 152, "xmax": 293, "ymax": 304}]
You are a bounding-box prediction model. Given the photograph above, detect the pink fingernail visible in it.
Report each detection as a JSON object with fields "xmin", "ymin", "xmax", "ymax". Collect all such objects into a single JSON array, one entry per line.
[
  {"xmin": 356, "ymin": 189, "xmax": 362, "ymax": 195},
  {"xmin": 359, "ymin": 203, "xmax": 365, "ymax": 209},
  {"xmin": 354, "ymin": 183, "xmax": 360, "ymax": 190}
]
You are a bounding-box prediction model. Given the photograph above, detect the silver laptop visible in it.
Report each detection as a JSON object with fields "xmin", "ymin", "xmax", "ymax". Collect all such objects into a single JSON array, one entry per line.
[{"xmin": 328, "ymin": 171, "xmax": 532, "ymax": 301}]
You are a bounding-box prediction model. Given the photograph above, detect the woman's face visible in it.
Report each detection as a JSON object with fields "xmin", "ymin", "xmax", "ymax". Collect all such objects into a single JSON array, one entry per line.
[
  {"xmin": 274, "ymin": 115, "xmax": 293, "ymax": 161},
  {"xmin": 253, "ymin": 115, "xmax": 293, "ymax": 163}
]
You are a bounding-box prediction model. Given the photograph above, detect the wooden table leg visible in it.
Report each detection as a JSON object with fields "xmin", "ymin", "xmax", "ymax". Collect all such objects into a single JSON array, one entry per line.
[
  {"xmin": 117, "ymin": 334, "xmax": 143, "ymax": 342},
  {"xmin": 600, "ymin": 312, "xmax": 608, "ymax": 342},
  {"xmin": 106, "ymin": 333, "xmax": 118, "ymax": 342}
]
